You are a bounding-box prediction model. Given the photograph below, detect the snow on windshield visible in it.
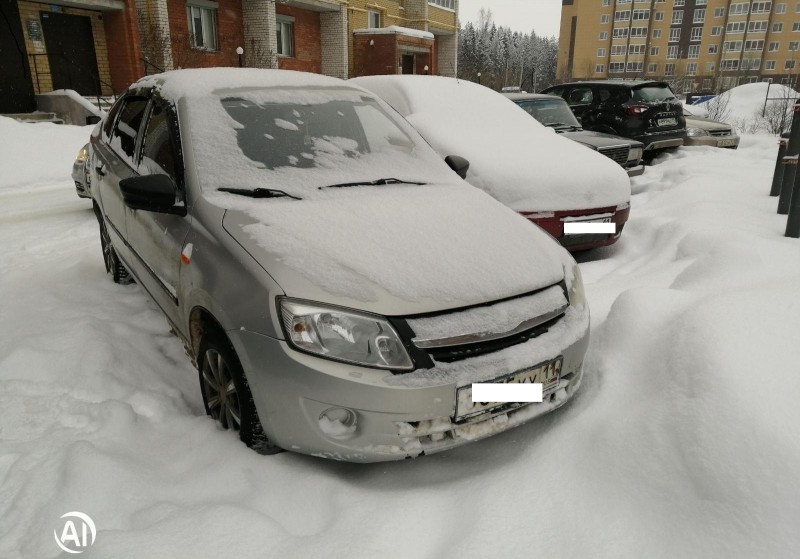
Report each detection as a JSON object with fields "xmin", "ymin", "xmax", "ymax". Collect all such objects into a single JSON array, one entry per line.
[
  {"xmin": 183, "ymin": 86, "xmax": 454, "ymax": 198},
  {"xmin": 351, "ymin": 75, "xmax": 631, "ymax": 212},
  {"xmin": 516, "ymin": 99, "xmax": 581, "ymax": 128}
]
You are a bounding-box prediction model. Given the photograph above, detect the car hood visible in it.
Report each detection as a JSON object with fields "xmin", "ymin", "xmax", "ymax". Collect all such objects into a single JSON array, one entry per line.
[
  {"xmin": 561, "ymin": 129, "xmax": 643, "ymax": 149},
  {"xmin": 351, "ymin": 75, "xmax": 631, "ymax": 213},
  {"xmin": 216, "ymin": 183, "xmax": 571, "ymax": 316},
  {"xmin": 685, "ymin": 116, "xmax": 731, "ymax": 130}
]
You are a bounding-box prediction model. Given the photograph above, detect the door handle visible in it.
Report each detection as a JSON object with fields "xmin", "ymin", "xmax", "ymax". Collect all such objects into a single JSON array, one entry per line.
[{"xmin": 95, "ymin": 162, "xmax": 106, "ymax": 177}]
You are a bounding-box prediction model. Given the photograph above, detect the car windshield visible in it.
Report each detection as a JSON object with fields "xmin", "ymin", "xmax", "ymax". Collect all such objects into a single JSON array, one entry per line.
[
  {"xmin": 184, "ymin": 86, "xmax": 452, "ymax": 197},
  {"xmin": 516, "ymin": 99, "xmax": 581, "ymax": 128},
  {"xmin": 632, "ymin": 86, "xmax": 676, "ymax": 102}
]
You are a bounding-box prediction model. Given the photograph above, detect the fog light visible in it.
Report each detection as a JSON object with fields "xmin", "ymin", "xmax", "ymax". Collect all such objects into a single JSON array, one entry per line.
[{"xmin": 318, "ymin": 407, "xmax": 358, "ymax": 440}]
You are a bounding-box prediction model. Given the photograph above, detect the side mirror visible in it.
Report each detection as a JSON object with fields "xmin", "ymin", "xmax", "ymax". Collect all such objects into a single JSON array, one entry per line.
[
  {"xmin": 445, "ymin": 155, "xmax": 470, "ymax": 179},
  {"xmin": 119, "ymin": 174, "xmax": 184, "ymax": 215},
  {"xmin": 86, "ymin": 115, "xmax": 101, "ymax": 125}
]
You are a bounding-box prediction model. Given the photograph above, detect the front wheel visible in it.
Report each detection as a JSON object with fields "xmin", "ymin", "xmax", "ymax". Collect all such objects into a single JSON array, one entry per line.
[{"xmin": 198, "ymin": 332, "xmax": 282, "ymax": 455}]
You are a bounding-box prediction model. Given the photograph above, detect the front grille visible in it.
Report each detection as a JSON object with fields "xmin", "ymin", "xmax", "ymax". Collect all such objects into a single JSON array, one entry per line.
[
  {"xmin": 559, "ymin": 232, "xmax": 612, "ymax": 247},
  {"xmin": 425, "ymin": 314, "xmax": 562, "ymax": 363},
  {"xmin": 598, "ymin": 145, "xmax": 630, "ymax": 166},
  {"xmin": 710, "ymin": 129, "xmax": 732, "ymax": 137}
]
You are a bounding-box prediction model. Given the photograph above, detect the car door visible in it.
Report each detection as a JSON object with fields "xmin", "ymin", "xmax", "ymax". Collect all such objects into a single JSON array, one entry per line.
[
  {"xmin": 125, "ymin": 96, "xmax": 191, "ymax": 328},
  {"xmin": 93, "ymin": 95, "xmax": 149, "ymax": 262},
  {"xmin": 564, "ymin": 86, "xmax": 594, "ymax": 124}
]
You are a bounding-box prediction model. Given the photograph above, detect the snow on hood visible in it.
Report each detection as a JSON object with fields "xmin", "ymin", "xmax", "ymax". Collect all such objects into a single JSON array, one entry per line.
[
  {"xmin": 214, "ymin": 184, "xmax": 572, "ymax": 316},
  {"xmin": 351, "ymin": 75, "xmax": 631, "ymax": 212}
]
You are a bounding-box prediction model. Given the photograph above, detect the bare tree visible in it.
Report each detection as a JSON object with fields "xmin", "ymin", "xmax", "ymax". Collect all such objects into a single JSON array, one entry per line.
[{"xmin": 705, "ymin": 91, "xmax": 731, "ymax": 122}]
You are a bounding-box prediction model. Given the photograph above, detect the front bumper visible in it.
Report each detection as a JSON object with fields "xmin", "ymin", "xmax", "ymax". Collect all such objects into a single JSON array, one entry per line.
[
  {"xmin": 626, "ymin": 164, "xmax": 645, "ymax": 177},
  {"xmin": 522, "ymin": 204, "xmax": 631, "ymax": 252},
  {"xmin": 683, "ymin": 134, "xmax": 740, "ymax": 149},
  {"xmin": 72, "ymin": 162, "xmax": 89, "ymax": 198},
  {"xmin": 229, "ymin": 304, "xmax": 590, "ymax": 462}
]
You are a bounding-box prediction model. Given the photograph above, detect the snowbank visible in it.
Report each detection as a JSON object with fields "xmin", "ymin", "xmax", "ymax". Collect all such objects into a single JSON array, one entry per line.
[{"xmin": 695, "ymin": 82, "xmax": 799, "ymax": 133}]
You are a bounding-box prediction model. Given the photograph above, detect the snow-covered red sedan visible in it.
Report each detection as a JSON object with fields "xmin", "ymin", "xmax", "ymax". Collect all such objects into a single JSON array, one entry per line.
[{"xmin": 351, "ymin": 76, "xmax": 632, "ymax": 252}]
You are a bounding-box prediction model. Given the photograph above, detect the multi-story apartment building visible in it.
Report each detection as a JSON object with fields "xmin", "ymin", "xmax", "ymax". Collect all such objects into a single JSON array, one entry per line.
[
  {"xmin": 0, "ymin": 0, "xmax": 458, "ymax": 114},
  {"xmin": 558, "ymin": 0, "xmax": 800, "ymax": 93}
]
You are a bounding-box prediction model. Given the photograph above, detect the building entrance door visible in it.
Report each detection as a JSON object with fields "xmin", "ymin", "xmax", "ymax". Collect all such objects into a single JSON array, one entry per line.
[
  {"xmin": 40, "ymin": 11, "xmax": 99, "ymax": 95},
  {"xmin": 401, "ymin": 54, "xmax": 414, "ymax": 74}
]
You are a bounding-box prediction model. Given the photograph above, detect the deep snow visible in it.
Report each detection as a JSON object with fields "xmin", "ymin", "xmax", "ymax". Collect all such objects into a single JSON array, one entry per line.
[{"xmin": 1, "ymin": 115, "xmax": 800, "ymax": 558}]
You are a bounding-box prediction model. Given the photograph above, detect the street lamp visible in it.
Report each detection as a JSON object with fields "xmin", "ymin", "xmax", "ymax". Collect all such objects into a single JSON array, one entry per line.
[
  {"xmin": 477, "ymin": 72, "xmax": 481, "ymax": 85},
  {"xmin": 236, "ymin": 46, "xmax": 244, "ymax": 68}
]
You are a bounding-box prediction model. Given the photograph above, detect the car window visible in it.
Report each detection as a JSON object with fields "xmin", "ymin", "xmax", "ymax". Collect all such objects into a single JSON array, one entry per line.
[
  {"xmin": 632, "ymin": 85, "xmax": 677, "ymax": 102},
  {"xmin": 598, "ymin": 89, "xmax": 612, "ymax": 102},
  {"xmin": 567, "ymin": 88, "xmax": 593, "ymax": 105},
  {"xmin": 516, "ymin": 99, "xmax": 581, "ymax": 128},
  {"xmin": 102, "ymin": 98, "xmax": 124, "ymax": 139},
  {"xmin": 140, "ymin": 101, "xmax": 179, "ymax": 182},
  {"xmin": 110, "ymin": 97, "xmax": 149, "ymax": 163},
  {"xmin": 546, "ymin": 86, "xmax": 565, "ymax": 98}
]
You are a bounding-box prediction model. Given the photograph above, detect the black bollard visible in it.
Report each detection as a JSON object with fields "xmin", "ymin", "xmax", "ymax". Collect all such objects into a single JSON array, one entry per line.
[
  {"xmin": 770, "ymin": 133, "xmax": 790, "ymax": 196},
  {"xmin": 778, "ymin": 101, "xmax": 800, "ymax": 214}
]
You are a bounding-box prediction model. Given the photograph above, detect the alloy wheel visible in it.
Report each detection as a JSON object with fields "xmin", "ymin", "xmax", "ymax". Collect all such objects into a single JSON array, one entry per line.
[{"xmin": 201, "ymin": 349, "xmax": 242, "ymax": 431}]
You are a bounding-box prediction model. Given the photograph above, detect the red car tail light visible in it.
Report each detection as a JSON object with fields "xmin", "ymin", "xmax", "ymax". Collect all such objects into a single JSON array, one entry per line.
[{"xmin": 624, "ymin": 105, "xmax": 648, "ymax": 116}]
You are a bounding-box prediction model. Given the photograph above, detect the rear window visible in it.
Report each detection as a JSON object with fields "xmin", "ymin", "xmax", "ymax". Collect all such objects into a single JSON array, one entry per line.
[{"xmin": 632, "ymin": 86, "xmax": 676, "ymax": 102}]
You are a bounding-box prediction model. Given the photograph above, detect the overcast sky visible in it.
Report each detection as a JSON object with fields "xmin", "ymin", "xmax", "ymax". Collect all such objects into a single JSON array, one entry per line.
[{"xmin": 457, "ymin": 0, "xmax": 563, "ymax": 38}]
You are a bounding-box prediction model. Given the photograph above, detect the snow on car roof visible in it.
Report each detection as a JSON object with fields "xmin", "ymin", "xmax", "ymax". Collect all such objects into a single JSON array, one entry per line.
[
  {"xmin": 135, "ymin": 68, "xmax": 357, "ymax": 101},
  {"xmin": 351, "ymin": 75, "xmax": 630, "ymax": 212}
]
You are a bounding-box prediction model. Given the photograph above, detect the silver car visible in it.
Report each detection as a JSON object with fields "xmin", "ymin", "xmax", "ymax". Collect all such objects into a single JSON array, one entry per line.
[
  {"xmin": 683, "ymin": 107, "xmax": 740, "ymax": 149},
  {"xmin": 90, "ymin": 69, "xmax": 590, "ymax": 462},
  {"xmin": 73, "ymin": 143, "xmax": 91, "ymax": 198}
]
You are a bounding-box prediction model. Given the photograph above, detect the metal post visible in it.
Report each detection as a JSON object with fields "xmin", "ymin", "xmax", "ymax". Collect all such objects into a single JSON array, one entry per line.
[
  {"xmin": 777, "ymin": 100, "xmax": 800, "ymax": 214},
  {"xmin": 762, "ymin": 80, "xmax": 771, "ymax": 117},
  {"xmin": 770, "ymin": 133, "xmax": 790, "ymax": 196}
]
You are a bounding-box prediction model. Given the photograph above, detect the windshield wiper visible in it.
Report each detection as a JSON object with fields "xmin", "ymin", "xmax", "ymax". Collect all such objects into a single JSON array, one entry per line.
[
  {"xmin": 218, "ymin": 187, "xmax": 302, "ymax": 200},
  {"xmin": 318, "ymin": 178, "xmax": 426, "ymax": 190},
  {"xmin": 547, "ymin": 122, "xmax": 581, "ymax": 131}
]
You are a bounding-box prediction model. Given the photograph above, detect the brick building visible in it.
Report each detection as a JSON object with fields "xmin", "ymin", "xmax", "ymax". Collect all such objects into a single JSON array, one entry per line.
[
  {"xmin": 0, "ymin": 0, "xmax": 459, "ymax": 114},
  {"xmin": 558, "ymin": 0, "xmax": 800, "ymax": 94}
]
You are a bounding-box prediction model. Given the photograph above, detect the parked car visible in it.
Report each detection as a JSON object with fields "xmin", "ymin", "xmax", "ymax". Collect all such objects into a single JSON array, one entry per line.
[
  {"xmin": 504, "ymin": 92, "xmax": 645, "ymax": 177},
  {"xmin": 73, "ymin": 143, "xmax": 91, "ymax": 198},
  {"xmin": 542, "ymin": 80, "xmax": 686, "ymax": 155},
  {"xmin": 90, "ymin": 68, "xmax": 590, "ymax": 462},
  {"xmin": 682, "ymin": 105, "xmax": 740, "ymax": 149},
  {"xmin": 352, "ymin": 75, "xmax": 631, "ymax": 251}
]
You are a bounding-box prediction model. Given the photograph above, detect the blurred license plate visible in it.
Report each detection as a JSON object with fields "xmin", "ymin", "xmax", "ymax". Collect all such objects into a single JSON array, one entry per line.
[
  {"xmin": 658, "ymin": 117, "xmax": 677, "ymax": 126},
  {"xmin": 455, "ymin": 358, "xmax": 562, "ymax": 421},
  {"xmin": 719, "ymin": 138, "xmax": 736, "ymax": 147}
]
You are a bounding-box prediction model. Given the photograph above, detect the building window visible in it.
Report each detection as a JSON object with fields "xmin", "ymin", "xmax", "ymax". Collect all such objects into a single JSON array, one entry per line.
[
  {"xmin": 650, "ymin": 46, "xmax": 660, "ymax": 55},
  {"xmin": 648, "ymin": 63, "xmax": 658, "ymax": 73},
  {"xmin": 674, "ymin": 0, "xmax": 685, "ymax": 6},
  {"xmin": 187, "ymin": 3, "xmax": 218, "ymax": 51},
  {"xmin": 726, "ymin": 22, "xmax": 746, "ymax": 34},
  {"xmin": 776, "ymin": 2, "xmax": 787, "ymax": 12},
  {"xmin": 723, "ymin": 41, "xmax": 743, "ymax": 52},
  {"xmin": 745, "ymin": 40, "xmax": 765, "ymax": 51},
  {"xmin": 769, "ymin": 42, "xmax": 780, "ymax": 51},
  {"xmin": 702, "ymin": 78, "xmax": 712, "ymax": 89},
  {"xmin": 631, "ymin": 27, "xmax": 648, "ymax": 37},
  {"xmin": 655, "ymin": 11, "xmax": 664, "ymax": 20},
  {"xmin": 721, "ymin": 59, "xmax": 740, "ymax": 71},
  {"xmin": 742, "ymin": 58, "xmax": 761, "ymax": 70},
  {"xmin": 773, "ymin": 23, "xmax": 783, "ymax": 33},
  {"xmin": 629, "ymin": 44, "xmax": 646, "ymax": 54},
  {"xmin": 667, "ymin": 45, "xmax": 679, "ymax": 58},
  {"xmin": 632, "ymin": 9, "xmax": 650, "ymax": 20},
  {"xmin": 751, "ymin": 2, "xmax": 772, "ymax": 13},
  {"xmin": 276, "ymin": 16, "xmax": 294, "ymax": 56},
  {"xmin": 796, "ymin": 1, "xmax": 800, "ymax": 11},
  {"xmin": 748, "ymin": 20, "xmax": 768, "ymax": 33},
  {"xmin": 686, "ymin": 62, "xmax": 697, "ymax": 75},
  {"xmin": 693, "ymin": 8, "xmax": 705, "ymax": 23},
  {"xmin": 428, "ymin": 0, "xmax": 455, "ymax": 9},
  {"xmin": 615, "ymin": 10, "xmax": 631, "ymax": 21},
  {"xmin": 794, "ymin": 22, "xmax": 800, "ymax": 32},
  {"xmin": 665, "ymin": 63, "xmax": 675, "ymax": 75},
  {"xmin": 708, "ymin": 44, "xmax": 718, "ymax": 53},
  {"xmin": 705, "ymin": 62, "xmax": 715, "ymax": 71},
  {"xmin": 766, "ymin": 60, "xmax": 776, "ymax": 69},
  {"xmin": 613, "ymin": 27, "xmax": 629, "ymax": 38},
  {"xmin": 368, "ymin": 10, "xmax": 381, "ymax": 28},
  {"xmin": 609, "ymin": 62, "xmax": 626, "ymax": 72},
  {"xmin": 653, "ymin": 29, "xmax": 662, "ymax": 38},
  {"xmin": 599, "ymin": 31, "xmax": 609, "ymax": 40},
  {"xmin": 601, "ymin": 14, "xmax": 610, "ymax": 23},
  {"xmin": 711, "ymin": 26, "xmax": 721, "ymax": 36},
  {"xmin": 602, "ymin": 0, "xmax": 610, "ymax": 6},
  {"xmin": 598, "ymin": 48, "xmax": 607, "ymax": 57},
  {"xmin": 714, "ymin": 7, "xmax": 725, "ymax": 17},
  {"xmin": 672, "ymin": 10, "xmax": 683, "ymax": 24},
  {"xmin": 627, "ymin": 61, "xmax": 643, "ymax": 72},
  {"xmin": 669, "ymin": 28, "xmax": 681, "ymax": 42},
  {"xmin": 691, "ymin": 27, "xmax": 702, "ymax": 41},
  {"xmin": 730, "ymin": 2, "xmax": 750, "ymax": 15},
  {"xmin": 611, "ymin": 45, "xmax": 627, "ymax": 55},
  {"xmin": 790, "ymin": 41, "xmax": 800, "ymax": 51},
  {"xmin": 785, "ymin": 60, "xmax": 796, "ymax": 69},
  {"xmin": 595, "ymin": 64, "xmax": 606, "ymax": 73},
  {"xmin": 688, "ymin": 44, "xmax": 700, "ymax": 58}
]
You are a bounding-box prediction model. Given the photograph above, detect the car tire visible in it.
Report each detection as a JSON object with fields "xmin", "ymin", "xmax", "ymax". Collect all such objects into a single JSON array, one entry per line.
[
  {"xmin": 97, "ymin": 213, "xmax": 134, "ymax": 285},
  {"xmin": 198, "ymin": 331, "xmax": 282, "ymax": 455}
]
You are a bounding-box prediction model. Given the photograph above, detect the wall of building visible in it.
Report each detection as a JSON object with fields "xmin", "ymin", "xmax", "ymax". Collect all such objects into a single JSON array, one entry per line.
[
  {"xmin": 166, "ymin": 0, "xmax": 243, "ymax": 69},
  {"xmin": 276, "ymin": 5, "xmax": 321, "ymax": 74},
  {"xmin": 104, "ymin": 0, "xmax": 144, "ymax": 90},
  {"xmin": 17, "ymin": 1, "xmax": 113, "ymax": 95},
  {"xmin": 320, "ymin": 5, "xmax": 348, "ymax": 78}
]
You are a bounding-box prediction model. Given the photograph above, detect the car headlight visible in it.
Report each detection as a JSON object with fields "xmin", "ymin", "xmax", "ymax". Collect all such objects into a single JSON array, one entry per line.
[
  {"xmin": 628, "ymin": 147, "xmax": 643, "ymax": 161},
  {"xmin": 279, "ymin": 298, "xmax": 414, "ymax": 370},
  {"xmin": 564, "ymin": 262, "xmax": 586, "ymax": 311},
  {"xmin": 75, "ymin": 145, "xmax": 89, "ymax": 163},
  {"xmin": 686, "ymin": 127, "xmax": 708, "ymax": 137}
]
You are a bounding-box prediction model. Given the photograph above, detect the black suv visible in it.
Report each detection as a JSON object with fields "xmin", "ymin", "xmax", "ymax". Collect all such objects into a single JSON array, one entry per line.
[{"xmin": 542, "ymin": 81, "xmax": 686, "ymax": 154}]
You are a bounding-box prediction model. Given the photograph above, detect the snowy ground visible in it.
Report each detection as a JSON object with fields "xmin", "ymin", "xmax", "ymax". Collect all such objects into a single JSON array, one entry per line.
[{"xmin": 1, "ymin": 117, "xmax": 800, "ymax": 558}]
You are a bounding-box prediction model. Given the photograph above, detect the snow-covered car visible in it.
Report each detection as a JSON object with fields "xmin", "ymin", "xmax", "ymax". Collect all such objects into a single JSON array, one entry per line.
[
  {"xmin": 89, "ymin": 68, "xmax": 590, "ymax": 462},
  {"xmin": 682, "ymin": 106, "xmax": 740, "ymax": 149},
  {"xmin": 504, "ymin": 93, "xmax": 645, "ymax": 177},
  {"xmin": 72, "ymin": 143, "xmax": 91, "ymax": 198},
  {"xmin": 352, "ymin": 75, "xmax": 632, "ymax": 252}
]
